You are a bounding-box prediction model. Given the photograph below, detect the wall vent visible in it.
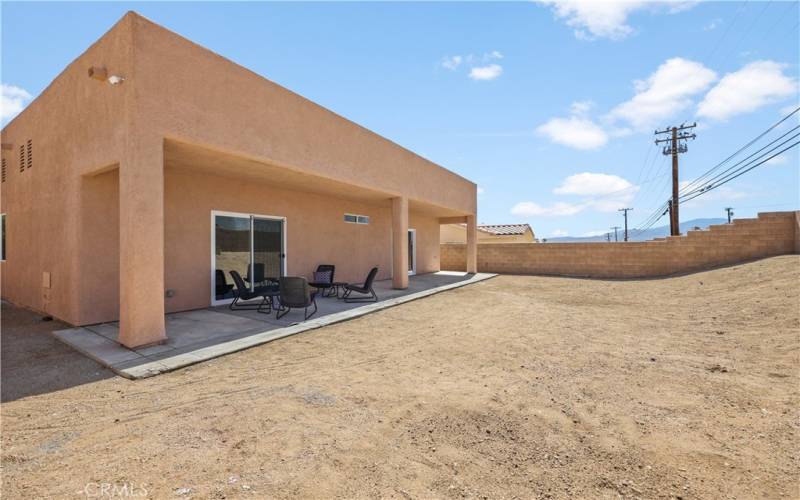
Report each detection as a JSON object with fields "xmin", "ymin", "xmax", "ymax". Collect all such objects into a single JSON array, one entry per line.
[
  {"xmin": 26, "ymin": 140, "xmax": 32, "ymax": 170},
  {"xmin": 1, "ymin": 158, "xmax": 6, "ymax": 182},
  {"xmin": 19, "ymin": 145, "xmax": 25, "ymax": 172}
]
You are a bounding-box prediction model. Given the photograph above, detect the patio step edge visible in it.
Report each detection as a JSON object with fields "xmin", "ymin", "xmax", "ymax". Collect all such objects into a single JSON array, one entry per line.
[{"xmin": 56, "ymin": 273, "xmax": 498, "ymax": 380}]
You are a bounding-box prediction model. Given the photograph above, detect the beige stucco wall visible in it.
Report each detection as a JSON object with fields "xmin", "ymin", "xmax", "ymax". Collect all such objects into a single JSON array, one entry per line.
[
  {"xmin": 162, "ymin": 167, "xmax": 440, "ymax": 316},
  {"xmin": 0, "ymin": 12, "xmax": 472, "ymax": 340},
  {"xmin": 45, "ymin": 165, "xmax": 443, "ymax": 324},
  {"xmin": 130, "ymin": 13, "xmax": 476, "ymax": 215},
  {"xmin": 0, "ymin": 16, "xmax": 133, "ymax": 324},
  {"xmin": 440, "ymin": 224, "xmax": 534, "ymax": 244}
]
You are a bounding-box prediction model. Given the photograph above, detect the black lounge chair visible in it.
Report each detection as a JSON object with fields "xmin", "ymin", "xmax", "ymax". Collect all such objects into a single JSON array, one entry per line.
[
  {"xmin": 342, "ymin": 267, "xmax": 379, "ymax": 303},
  {"xmin": 245, "ymin": 263, "xmax": 267, "ymax": 286},
  {"xmin": 276, "ymin": 276, "xmax": 318, "ymax": 320},
  {"xmin": 215, "ymin": 269, "xmax": 233, "ymax": 298},
  {"xmin": 229, "ymin": 270, "xmax": 276, "ymax": 313},
  {"xmin": 309, "ymin": 264, "xmax": 336, "ymax": 297}
]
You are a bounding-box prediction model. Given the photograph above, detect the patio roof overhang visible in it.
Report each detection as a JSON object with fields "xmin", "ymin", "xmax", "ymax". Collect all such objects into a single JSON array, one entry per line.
[{"xmin": 164, "ymin": 139, "xmax": 469, "ymax": 218}]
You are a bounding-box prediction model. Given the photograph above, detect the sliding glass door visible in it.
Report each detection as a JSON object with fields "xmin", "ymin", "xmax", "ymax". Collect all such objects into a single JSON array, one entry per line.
[
  {"xmin": 253, "ymin": 217, "xmax": 283, "ymax": 283},
  {"xmin": 212, "ymin": 211, "xmax": 285, "ymax": 305}
]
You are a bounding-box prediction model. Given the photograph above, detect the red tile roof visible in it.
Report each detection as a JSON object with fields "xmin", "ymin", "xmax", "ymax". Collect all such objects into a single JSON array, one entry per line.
[
  {"xmin": 455, "ymin": 223, "xmax": 533, "ymax": 236},
  {"xmin": 476, "ymin": 224, "xmax": 532, "ymax": 236}
]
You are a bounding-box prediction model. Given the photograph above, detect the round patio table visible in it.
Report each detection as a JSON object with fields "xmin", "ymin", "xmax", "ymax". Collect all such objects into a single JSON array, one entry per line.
[{"xmin": 330, "ymin": 282, "xmax": 348, "ymax": 298}]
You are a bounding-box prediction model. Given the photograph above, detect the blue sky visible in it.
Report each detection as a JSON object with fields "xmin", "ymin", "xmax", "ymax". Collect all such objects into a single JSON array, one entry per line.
[{"xmin": 2, "ymin": 1, "xmax": 798, "ymax": 238}]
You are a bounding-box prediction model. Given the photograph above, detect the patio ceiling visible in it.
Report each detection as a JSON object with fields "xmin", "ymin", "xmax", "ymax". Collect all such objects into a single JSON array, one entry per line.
[{"xmin": 164, "ymin": 139, "xmax": 467, "ymax": 217}]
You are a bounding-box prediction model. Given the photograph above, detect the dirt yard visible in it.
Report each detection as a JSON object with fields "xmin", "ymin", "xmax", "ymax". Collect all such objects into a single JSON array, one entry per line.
[{"xmin": 2, "ymin": 256, "xmax": 798, "ymax": 499}]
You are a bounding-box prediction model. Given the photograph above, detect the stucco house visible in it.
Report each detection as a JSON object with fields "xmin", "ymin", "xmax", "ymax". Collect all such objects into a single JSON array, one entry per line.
[
  {"xmin": 441, "ymin": 223, "xmax": 535, "ymax": 244},
  {"xmin": 0, "ymin": 12, "xmax": 478, "ymax": 348}
]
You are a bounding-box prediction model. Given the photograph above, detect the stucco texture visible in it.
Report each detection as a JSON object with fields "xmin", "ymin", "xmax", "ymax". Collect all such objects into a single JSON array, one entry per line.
[{"xmin": 0, "ymin": 12, "xmax": 476, "ymax": 346}]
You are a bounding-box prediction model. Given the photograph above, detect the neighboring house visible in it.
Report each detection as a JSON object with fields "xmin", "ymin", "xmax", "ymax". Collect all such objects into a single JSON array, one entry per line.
[
  {"xmin": 441, "ymin": 224, "xmax": 535, "ymax": 244},
  {"xmin": 0, "ymin": 12, "xmax": 478, "ymax": 348}
]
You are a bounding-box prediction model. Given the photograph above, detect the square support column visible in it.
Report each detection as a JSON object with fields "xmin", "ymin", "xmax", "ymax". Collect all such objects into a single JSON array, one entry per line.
[
  {"xmin": 466, "ymin": 214, "xmax": 478, "ymax": 274},
  {"xmin": 392, "ymin": 196, "xmax": 409, "ymax": 289},
  {"xmin": 118, "ymin": 136, "xmax": 166, "ymax": 348}
]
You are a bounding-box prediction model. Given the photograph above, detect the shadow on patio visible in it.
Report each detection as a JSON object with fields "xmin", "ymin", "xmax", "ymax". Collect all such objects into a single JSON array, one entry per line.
[
  {"xmin": 53, "ymin": 272, "xmax": 495, "ymax": 379},
  {"xmin": 1, "ymin": 303, "xmax": 115, "ymax": 402}
]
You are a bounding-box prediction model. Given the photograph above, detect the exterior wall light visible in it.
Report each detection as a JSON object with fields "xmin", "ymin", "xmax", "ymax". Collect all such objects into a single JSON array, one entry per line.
[{"xmin": 107, "ymin": 75, "xmax": 125, "ymax": 85}]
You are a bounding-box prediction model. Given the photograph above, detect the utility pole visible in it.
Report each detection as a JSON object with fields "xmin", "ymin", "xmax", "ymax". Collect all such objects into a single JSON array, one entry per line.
[
  {"xmin": 618, "ymin": 207, "xmax": 633, "ymax": 241},
  {"xmin": 611, "ymin": 226, "xmax": 620, "ymax": 242},
  {"xmin": 606, "ymin": 232, "xmax": 612, "ymax": 242},
  {"xmin": 725, "ymin": 207, "xmax": 734, "ymax": 223},
  {"xmin": 655, "ymin": 123, "xmax": 696, "ymax": 236}
]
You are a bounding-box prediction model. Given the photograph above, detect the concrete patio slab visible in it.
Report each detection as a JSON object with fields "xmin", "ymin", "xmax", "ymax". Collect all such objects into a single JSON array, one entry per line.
[{"xmin": 52, "ymin": 272, "xmax": 496, "ymax": 379}]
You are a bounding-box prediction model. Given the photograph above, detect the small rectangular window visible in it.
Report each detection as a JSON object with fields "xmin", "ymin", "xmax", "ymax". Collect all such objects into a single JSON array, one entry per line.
[{"xmin": 344, "ymin": 213, "xmax": 369, "ymax": 224}]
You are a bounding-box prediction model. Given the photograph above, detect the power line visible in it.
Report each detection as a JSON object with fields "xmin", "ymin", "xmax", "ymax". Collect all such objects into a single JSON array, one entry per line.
[
  {"xmin": 629, "ymin": 108, "xmax": 800, "ymax": 240},
  {"xmin": 680, "ymin": 140, "xmax": 799, "ymax": 205},
  {"xmin": 704, "ymin": 0, "xmax": 748, "ymax": 63},
  {"xmin": 631, "ymin": 147, "xmax": 667, "ymax": 208},
  {"xmin": 718, "ymin": 0, "xmax": 772, "ymax": 64},
  {"xmin": 681, "ymin": 127, "xmax": 800, "ymax": 199},
  {"xmin": 629, "ymin": 200, "xmax": 669, "ymax": 238},
  {"xmin": 680, "ymin": 106, "xmax": 799, "ymax": 196},
  {"xmin": 760, "ymin": 1, "xmax": 799, "ymax": 50}
]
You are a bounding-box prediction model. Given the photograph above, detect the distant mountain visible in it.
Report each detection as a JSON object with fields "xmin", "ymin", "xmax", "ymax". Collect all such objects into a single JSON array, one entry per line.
[{"xmin": 547, "ymin": 218, "xmax": 728, "ymax": 243}]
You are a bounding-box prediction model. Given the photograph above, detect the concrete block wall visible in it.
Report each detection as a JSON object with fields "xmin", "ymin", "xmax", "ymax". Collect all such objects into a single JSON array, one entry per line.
[{"xmin": 441, "ymin": 211, "xmax": 799, "ymax": 278}]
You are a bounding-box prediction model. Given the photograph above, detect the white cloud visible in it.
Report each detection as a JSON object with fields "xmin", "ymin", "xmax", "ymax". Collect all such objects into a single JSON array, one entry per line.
[
  {"xmin": 554, "ymin": 172, "xmax": 635, "ymax": 196},
  {"xmin": 511, "ymin": 172, "xmax": 639, "ymax": 218},
  {"xmin": 536, "ymin": 1, "xmax": 696, "ymax": 40},
  {"xmin": 697, "ymin": 61, "xmax": 799, "ymax": 121},
  {"xmin": 555, "ymin": 172, "xmax": 639, "ymax": 213},
  {"xmin": 764, "ymin": 155, "xmax": 788, "ymax": 166},
  {"xmin": 441, "ymin": 51, "xmax": 503, "ymax": 76},
  {"xmin": 609, "ymin": 57, "xmax": 716, "ymax": 130},
  {"xmin": 1, "ymin": 84, "xmax": 32, "ymax": 122},
  {"xmin": 551, "ymin": 229, "xmax": 569, "ymax": 237},
  {"xmin": 511, "ymin": 201, "xmax": 586, "ymax": 217},
  {"xmin": 477, "ymin": 186, "xmax": 485, "ymax": 195},
  {"xmin": 441, "ymin": 55, "xmax": 463, "ymax": 71},
  {"xmin": 703, "ymin": 18, "xmax": 722, "ymax": 31},
  {"xmin": 582, "ymin": 230, "xmax": 609, "ymax": 237},
  {"xmin": 469, "ymin": 64, "xmax": 503, "ymax": 81},
  {"xmin": 536, "ymin": 115, "xmax": 608, "ymax": 150},
  {"xmin": 570, "ymin": 100, "xmax": 594, "ymax": 115}
]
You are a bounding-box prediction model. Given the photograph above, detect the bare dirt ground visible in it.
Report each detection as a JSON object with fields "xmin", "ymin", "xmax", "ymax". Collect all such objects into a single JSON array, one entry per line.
[{"xmin": 2, "ymin": 256, "xmax": 799, "ymax": 499}]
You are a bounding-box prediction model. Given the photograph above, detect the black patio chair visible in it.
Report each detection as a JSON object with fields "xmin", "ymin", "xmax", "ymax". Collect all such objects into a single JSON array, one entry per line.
[
  {"xmin": 229, "ymin": 270, "xmax": 276, "ymax": 313},
  {"xmin": 342, "ymin": 267, "xmax": 379, "ymax": 303},
  {"xmin": 308, "ymin": 264, "xmax": 336, "ymax": 297},
  {"xmin": 276, "ymin": 277, "xmax": 318, "ymax": 320},
  {"xmin": 215, "ymin": 269, "xmax": 233, "ymax": 298},
  {"xmin": 245, "ymin": 263, "xmax": 266, "ymax": 286}
]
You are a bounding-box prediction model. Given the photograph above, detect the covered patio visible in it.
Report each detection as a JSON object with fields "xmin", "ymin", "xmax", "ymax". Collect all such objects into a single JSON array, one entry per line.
[{"xmin": 53, "ymin": 272, "xmax": 495, "ymax": 379}]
